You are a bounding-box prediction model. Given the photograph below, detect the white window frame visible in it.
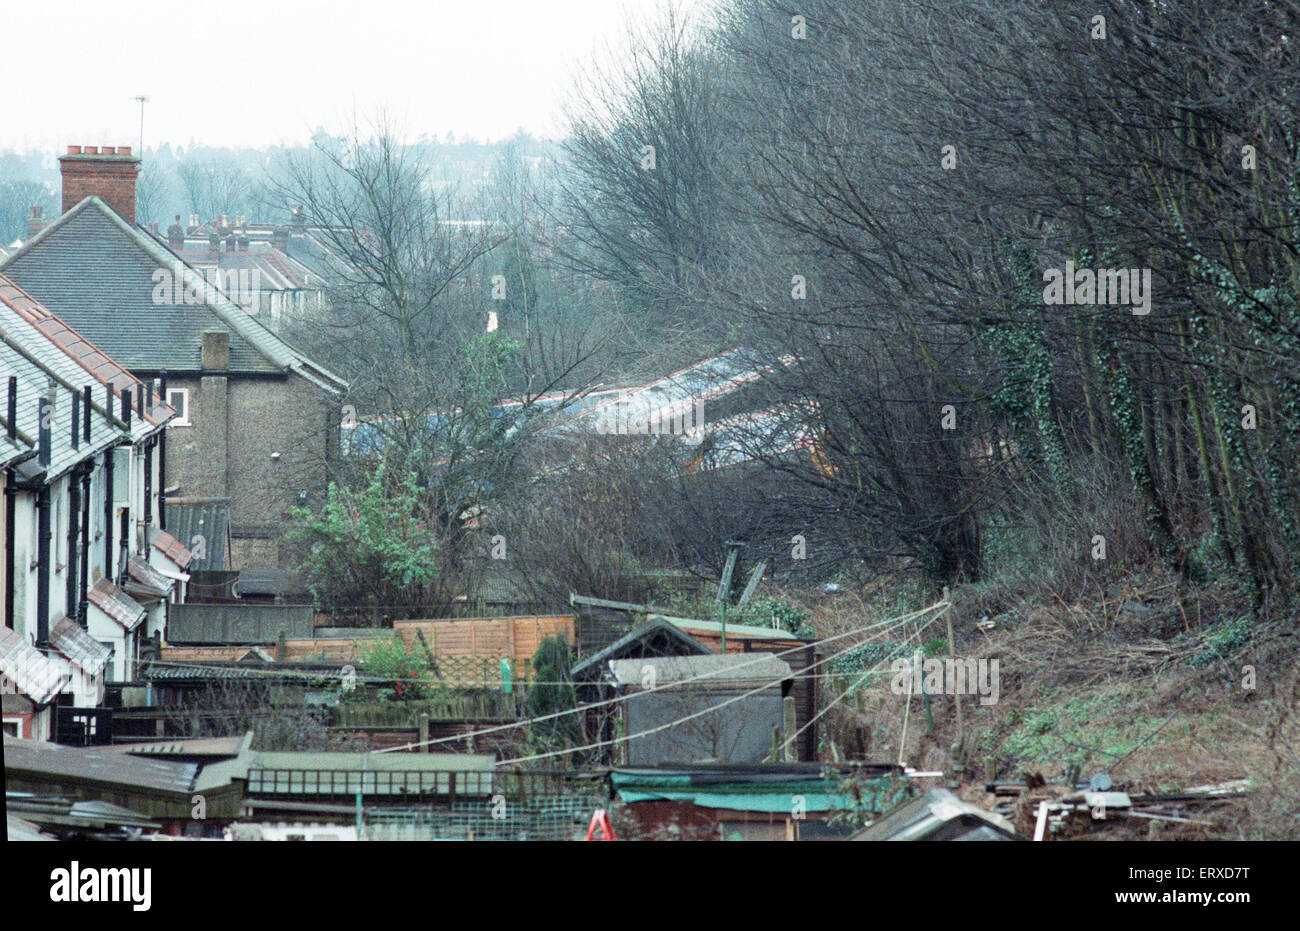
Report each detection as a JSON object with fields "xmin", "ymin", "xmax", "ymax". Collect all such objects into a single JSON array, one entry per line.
[
  {"xmin": 166, "ymin": 388, "xmax": 191, "ymax": 427},
  {"xmin": 2, "ymin": 717, "xmax": 24, "ymax": 738}
]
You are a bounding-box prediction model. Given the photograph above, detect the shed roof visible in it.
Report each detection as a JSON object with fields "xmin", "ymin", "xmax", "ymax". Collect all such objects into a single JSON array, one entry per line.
[
  {"xmin": 2, "ymin": 735, "xmax": 198, "ymax": 796},
  {"xmin": 649, "ymin": 614, "xmax": 800, "ymax": 642},
  {"xmin": 126, "ymin": 555, "xmax": 173, "ymax": 600},
  {"xmin": 849, "ymin": 787, "xmax": 1021, "ymax": 841},
  {"xmin": 610, "ymin": 763, "xmax": 905, "ymax": 814},
  {"xmin": 165, "ymin": 499, "xmax": 229, "ymax": 571},
  {"xmin": 87, "ymin": 578, "xmax": 146, "ymax": 631},
  {"xmin": 607, "ymin": 653, "xmax": 792, "ymax": 690},
  {"xmin": 571, "ymin": 618, "xmax": 711, "ymax": 682},
  {"xmin": 50, "ymin": 616, "xmax": 112, "ymax": 677},
  {"xmin": 150, "ymin": 528, "xmax": 195, "ymax": 569}
]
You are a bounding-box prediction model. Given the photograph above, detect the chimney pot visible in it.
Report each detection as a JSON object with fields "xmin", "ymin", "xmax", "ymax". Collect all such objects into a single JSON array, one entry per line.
[
  {"xmin": 67, "ymin": 145, "xmax": 82, "ymax": 155},
  {"xmin": 84, "ymin": 146, "xmax": 98, "ymax": 155}
]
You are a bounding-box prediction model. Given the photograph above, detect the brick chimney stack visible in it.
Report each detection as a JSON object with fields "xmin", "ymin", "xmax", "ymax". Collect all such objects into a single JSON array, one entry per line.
[
  {"xmin": 59, "ymin": 145, "xmax": 141, "ymax": 222},
  {"xmin": 167, "ymin": 215, "xmax": 185, "ymax": 252},
  {"xmin": 27, "ymin": 205, "xmax": 48, "ymax": 239}
]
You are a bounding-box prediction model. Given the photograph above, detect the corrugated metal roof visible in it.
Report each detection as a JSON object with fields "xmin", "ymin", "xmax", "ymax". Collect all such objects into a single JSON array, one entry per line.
[
  {"xmin": 552, "ymin": 349, "xmax": 793, "ymax": 435},
  {"xmin": 0, "ymin": 627, "xmax": 72, "ymax": 704},
  {"xmin": 49, "ymin": 616, "xmax": 112, "ymax": 676},
  {"xmin": 849, "ymin": 787, "xmax": 1021, "ymax": 841},
  {"xmin": 165, "ymin": 499, "xmax": 229, "ymax": 571},
  {"xmin": 2, "ymin": 735, "xmax": 197, "ymax": 795},
  {"xmin": 7, "ymin": 814, "xmax": 54, "ymax": 841}
]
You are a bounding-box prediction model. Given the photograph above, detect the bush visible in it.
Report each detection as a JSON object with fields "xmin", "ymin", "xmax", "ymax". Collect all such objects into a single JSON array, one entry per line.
[{"xmin": 360, "ymin": 636, "xmax": 433, "ymax": 701}]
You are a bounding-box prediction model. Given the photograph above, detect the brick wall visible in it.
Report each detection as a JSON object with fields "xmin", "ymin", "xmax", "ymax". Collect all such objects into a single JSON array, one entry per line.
[
  {"xmin": 59, "ymin": 146, "xmax": 140, "ymax": 222},
  {"xmin": 163, "ymin": 371, "xmax": 340, "ymax": 570}
]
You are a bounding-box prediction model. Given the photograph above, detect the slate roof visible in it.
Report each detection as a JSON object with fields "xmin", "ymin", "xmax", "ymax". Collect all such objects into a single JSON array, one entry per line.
[
  {"xmin": 49, "ymin": 616, "xmax": 112, "ymax": 677},
  {"xmin": 169, "ymin": 240, "xmax": 327, "ymax": 292},
  {"xmin": 1, "ymin": 197, "xmax": 345, "ymax": 391},
  {"xmin": 87, "ymin": 578, "xmax": 146, "ymax": 631},
  {"xmin": 176, "ymin": 221, "xmax": 358, "ymax": 284},
  {"xmin": 0, "ymin": 272, "xmax": 172, "ymax": 440},
  {"xmin": 0, "ymin": 311, "xmax": 124, "ymax": 481},
  {"xmin": 0, "ymin": 627, "xmax": 72, "ymax": 705},
  {"xmin": 0, "ymin": 430, "xmax": 34, "ymax": 469}
]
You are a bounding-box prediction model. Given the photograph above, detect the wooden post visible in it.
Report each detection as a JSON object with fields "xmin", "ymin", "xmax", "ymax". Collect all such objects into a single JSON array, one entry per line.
[
  {"xmin": 771, "ymin": 725, "xmax": 781, "ymax": 763},
  {"xmin": 943, "ymin": 586, "xmax": 964, "ymax": 775},
  {"xmin": 275, "ymin": 631, "xmax": 286, "ymax": 662},
  {"xmin": 782, "ymin": 695, "xmax": 796, "ymax": 762},
  {"xmin": 418, "ymin": 713, "xmax": 429, "ymax": 753}
]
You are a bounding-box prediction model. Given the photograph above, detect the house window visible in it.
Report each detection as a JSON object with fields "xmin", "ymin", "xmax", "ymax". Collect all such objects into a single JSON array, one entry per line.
[
  {"xmin": 166, "ymin": 388, "xmax": 191, "ymax": 427},
  {"xmin": 2, "ymin": 718, "xmax": 22, "ymax": 738}
]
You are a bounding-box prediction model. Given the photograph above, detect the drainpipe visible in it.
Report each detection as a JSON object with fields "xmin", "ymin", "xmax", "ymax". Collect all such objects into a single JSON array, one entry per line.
[
  {"xmin": 103, "ymin": 446, "xmax": 114, "ymax": 581},
  {"xmin": 35, "ymin": 395, "xmax": 50, "ymax": 650},
  {"xmin": 80, "ymin": 387, "xmax": 90, "ymax": 625},
  {"xmin": 4, "ymin": 377, "xmax": 16, "ymax": 631},
  {"xmin": 4, "ymin": 468, "xmax": 15, "ymax": 631},
  {"xmin": 157, "ymin": 376, "xmax": 167, "ymax": 531},
  {"xmin": 144, "ymin": 438, "xmax": 153, "ymax": 526},
  {"xmin": 79, "ymin": 468, "xmax": 91, "ymax": 626},
  {"xmin": 66, "ymin": 465, "xmax": 80, "ymax": 623}
]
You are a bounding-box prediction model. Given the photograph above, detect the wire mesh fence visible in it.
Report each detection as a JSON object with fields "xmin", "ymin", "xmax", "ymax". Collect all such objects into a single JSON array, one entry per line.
[{"xmin": 361, "ymin": 795, "xmax": 605, "ymax": 841}]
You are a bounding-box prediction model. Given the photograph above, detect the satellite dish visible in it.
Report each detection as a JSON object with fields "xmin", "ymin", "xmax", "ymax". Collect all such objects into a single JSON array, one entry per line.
[{"xmin": 1089, "ymin": 773, "xmax": 1112, "ymax": 792}]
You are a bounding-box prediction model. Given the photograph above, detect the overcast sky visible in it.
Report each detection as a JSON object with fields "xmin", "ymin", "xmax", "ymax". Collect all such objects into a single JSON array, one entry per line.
[{"xmin": 3, "ymin": 0, "xmax": 709, "ymax": 155}]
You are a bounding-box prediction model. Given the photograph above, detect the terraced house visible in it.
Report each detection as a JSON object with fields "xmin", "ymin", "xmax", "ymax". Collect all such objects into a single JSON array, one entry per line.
[
  {"xmin": 1, "ymin": 145, "xmax": 348, "ymax": 575},
  {"xmin": 0, "ymin": 272, "xmax": 188, "ymax": 740}
]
